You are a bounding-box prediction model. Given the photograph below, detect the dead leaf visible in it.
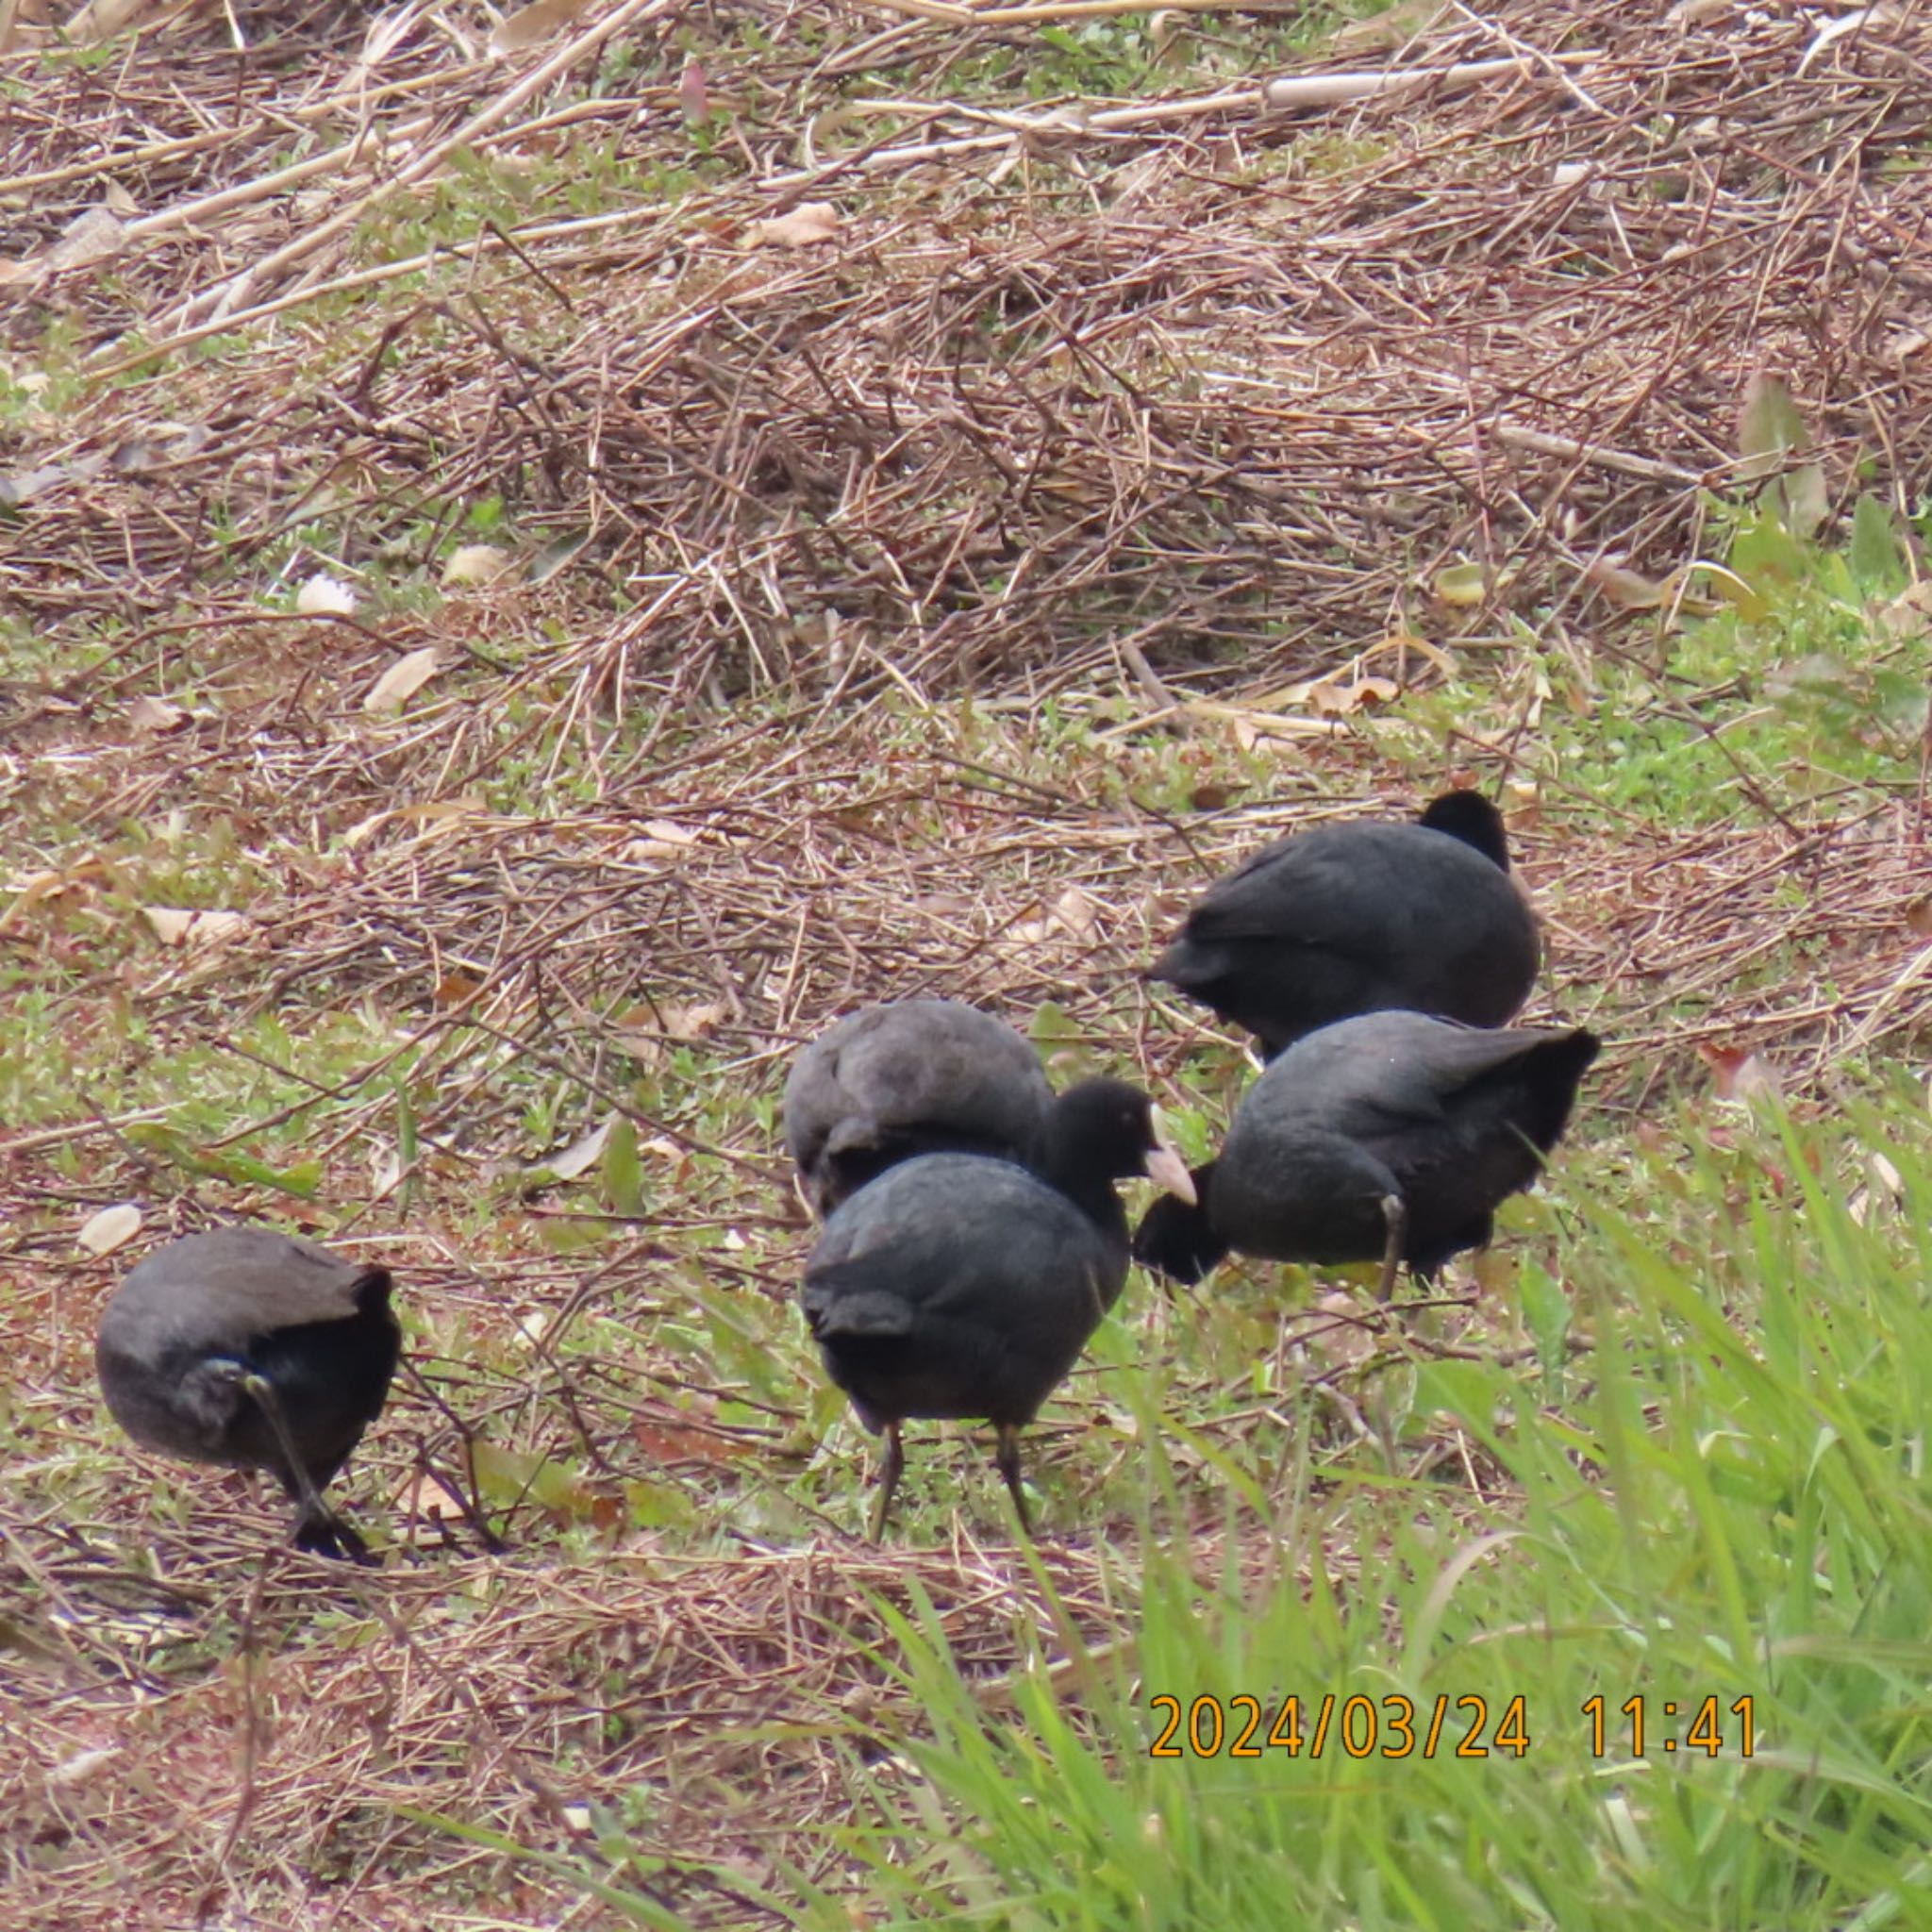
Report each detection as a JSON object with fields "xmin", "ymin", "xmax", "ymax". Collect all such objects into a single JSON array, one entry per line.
[
  {"xmin": 0, "ymin": 455, "xmax": 108, "ymax": 506},
  {"xmin": 1009, "ymin": 888, "xmax": 1099, "ymax": 946},
  {"xmin": 433, "ymin": 971, "xmax": 485, "ymax": 1008},
  {"xmin": 295, "ymin": 574, "xmax": 358, "ymax": 617},
  {"xmin": 1281, "ymin": 1292, "xmax": 1378, "ymax": 1371},
  {"xmin": 1199, "ymin": 705, "xmax": 1340, "ymax": 750},
  {"xmin": 1798, "ymin": 5, "xmax": 1901, "ymax": 77},
  {"xmin": 532, "ymin": 1117, "xmax": 612, "ymax": 1181},
  {"xmin": 661, "ymin": 1001, "xmax": 725, "ymax": 1042},
  {"xmin": 441, "ymin": 543, "xmax": 518, "ymax": 586},
  {"xmin": 61, "ymin": 0, "xmax": 148, "ymax": 41},
  {"xmin": 1306, "ymin": 674, "xmax": 1399, "ymax": 716},
  {"xmin": 0, "ymin": 464, "xmax": 60, "ymax": 504},
  {"xmin": 618, "ymin": 820, "xmax": 703, "ymax": 862},
  {"xmin": 110, "ymin": 422, "xmax": 210, "ymax": 475},
  {"xmin": 748, "ymin": 203, "xmax": 841, "ymax": 249},
  {"xmin": 401, "ymin": 1472, "xmax": 468, "ymax": 1524},
  {"xmin": 1432, "ymin": 559, "xmax": 1517, "ymax": 607},
  {"xmin": 1049, "ymin": 885, "xmax": 1099, "ymax": 941},
  {"xmin": 1358, "ymin": 631, "xmax": 1456, "ymax": 678},
  {"xmin": 488, "ymin": 0, "xmax": 590, "ymax": 52},
  {"xmin": 42, "ymin": 205, "xmax": 124, "ymax": 274},
  {"xmin": 45, "ymin": 1745, "xmax": 122, "ymax": 1787},
  {"xmin": 142, "ymin": 907, "xmax": 251, "ymax": 950},
  {"xmin": 679, "ymin": 57, "xmax": 709, "ymax": 124},
  {"xmin": 1699, "ymin": 1042, "xmax": 1783, "ymax": 1107},
  {"xmin": 529, "ymin": 526, "xmax": 593, "ymax": 584},
  {"xmin": 363, "ymin": 647, "xmax": 445, "ymax": 715},
  {"xmin": 1878, "ymin": 581, "xmax": 1932, "ymax": 641},
  {"xmin": 1504, "ymin": 779, "xmax": 1541, "ymax": 827},
  {"xmin": 125, "ymin": 695, "xmax": 186, "ymax": 734},
  {"xmin": 633, "ymin": 1417, "xmax": 749, "ymax": 1466},
  {"xmin": 1849, "ymin": 1149, "xmax": 1905, "ymax": 1226},
  {"xmin": 77, "ymin": 1203, "xmax": 142, "ymax": 1257},
  {"xmin": 341, "ymin": 795, "xmax": 485, "ymax": 849},
  {"xmin": 1332, "ymin": 0, "xmax": 1449, "ymax": 47},
  {"xmin": 1, "ymin": 862, "xmax": 107, "ymax": 926},
  {"xmin": 1585, "ymin": 558, "xmax": 1669, "ymax": 609},
  {"xmin": 349, "ymin": 3, "xmax": 424, "ymax": 74}
]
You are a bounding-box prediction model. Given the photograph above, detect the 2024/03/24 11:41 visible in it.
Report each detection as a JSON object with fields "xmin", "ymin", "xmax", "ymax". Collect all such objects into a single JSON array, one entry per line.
[{"xmin": 1147, "ymin": 1693, "xmax": 1758, "ymax": 1760}]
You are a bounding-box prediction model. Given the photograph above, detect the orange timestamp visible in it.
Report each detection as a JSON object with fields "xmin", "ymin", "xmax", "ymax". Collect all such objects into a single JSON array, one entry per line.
[
  {"xmin": 1147, "ymin": 1692, "xmax": 1759, "ymax": 1760},
  {"xmin": 1148, "ymin": 1692, "xmax": 1532, "ymax": 1760}
]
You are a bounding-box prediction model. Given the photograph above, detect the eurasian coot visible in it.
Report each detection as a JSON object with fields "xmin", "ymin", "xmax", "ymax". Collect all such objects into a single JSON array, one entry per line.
[
  {"xmin": 1148, "ymin": 791, "xmax": 1539, "ymax": 1058},
  {"xmin": 96, "ymin": 1225, "xmax": 401, "ymax": 1562},
  {"xmin": 801, "ymin": 1076, "xmax": 1195, "ymax": 1537},
  {"xmin": 1133, "ymin": 1011, "xmax": 1598, "ymax": 1295},
  {"xmin": 783, "ymin": 998, "xmax": 1054, "ymax": 1217}
]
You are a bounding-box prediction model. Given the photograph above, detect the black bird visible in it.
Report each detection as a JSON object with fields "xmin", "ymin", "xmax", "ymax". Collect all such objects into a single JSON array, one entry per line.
[
  {"xmin": 1133, "ymin": 1011, "xmax": 1599, "ymax": 1295},
  {"xmin": 1148, "ymin": 791, "xmax": 1539, "ymax": 1058},
  {"xmin": 96, "ymin": 1226, "xmax": 401, "ymax": 1562},
  {"xmin": 800, "ymin": 1076, "xmax": 1196, "ymax": 1537},
  {"xmin": 783, "ymin": 998, "xmax": 1055, "ymax": 1218}
]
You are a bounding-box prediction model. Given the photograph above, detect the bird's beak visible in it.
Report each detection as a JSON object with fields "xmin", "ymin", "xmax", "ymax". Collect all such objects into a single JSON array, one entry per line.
[{"xmin": 1143, "ymin": 1107, "xmax": 1198, "ymax": 1204}]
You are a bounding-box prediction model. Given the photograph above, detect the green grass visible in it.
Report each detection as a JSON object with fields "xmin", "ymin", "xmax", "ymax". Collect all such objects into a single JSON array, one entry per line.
[{"xmin": 1382, "ymin": 496, "xmax": 1932, "ymax": 832}]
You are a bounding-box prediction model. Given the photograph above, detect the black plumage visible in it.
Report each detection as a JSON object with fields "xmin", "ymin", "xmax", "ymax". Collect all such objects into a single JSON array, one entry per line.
[
  {"xmin": 1134, "ymin": 1011, "xmax": 1599, "ymax": 1294},
  {"xmin": 800, "ymin": 1076, "xmax": 1195, "ymax": 1537},
  {"xmin": 96, "ymin": 1226, "xmax": 401, "ymax": 1562},
  {"xmin": 1148, "ymin": 791, "xmax": 1539, "ymax": 1058},
  {"xmin": 783, "ymin": 998, "xmax": 1054, "ymax": 1217}
]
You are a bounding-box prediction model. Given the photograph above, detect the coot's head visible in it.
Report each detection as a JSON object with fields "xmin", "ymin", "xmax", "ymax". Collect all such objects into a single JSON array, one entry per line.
[
  {"xmin": 1035, "ymin": 1076, "xmax": 1196, "ymax": 1201},
  {"xmin": 1418, "ymin": 789, "xmax": 1511, "ymax": 872}
]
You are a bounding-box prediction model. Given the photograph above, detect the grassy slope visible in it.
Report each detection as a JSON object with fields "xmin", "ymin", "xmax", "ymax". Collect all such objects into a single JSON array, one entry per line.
[{"xmin": 3, "ymin": 0, "xmax": 1930, "ymax": 1925}]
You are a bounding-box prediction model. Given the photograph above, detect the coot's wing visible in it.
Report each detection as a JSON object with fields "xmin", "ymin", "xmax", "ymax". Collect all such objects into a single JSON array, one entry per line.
[
  {"xmin": 100, "ymin": 1230, "xmax": 391, "ymax": 1360},
  {"xmin": 1265, "ymin": 1016, "xmax": 1594, "ymax": 1141},
  {"xmin": 834, "ymin": 1008, "xmax": 1049, "ymax": 1146},
  {"xmin": 1169, "ymin": 829, "xmax": 1392, "ymax": 947},
  {"xmin": 1185, "ymin": 825, "xmax": 1515, "ymax": 949},
  {"xmin": 806, "ymin": 1158, "xmax": 1118, "ymax": 1330},
  {"xmin": 784, "ymin": 1003, "xmax": 1050, "ymax": 1174}
]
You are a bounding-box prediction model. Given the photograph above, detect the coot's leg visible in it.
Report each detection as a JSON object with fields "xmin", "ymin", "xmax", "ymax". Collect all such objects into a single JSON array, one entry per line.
[
  {"xmin": 1376, "ymin": 1194, "xmax": 1407, "ymax": 1302},
  {"xmin": 291, "ymin": 1503, "xmax": 374, "ymax": 1565},
  {"xmin": 993, "ymin": 1422, "xmax": 1032, "ymax": 1539},
  {"xmin": 869, "ymin": 1423, "xmax": 906, "ymax": 1542},
  {"xmin": 243, "ymin": 1370, "xmax": 376, "ymax": 1564}
]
